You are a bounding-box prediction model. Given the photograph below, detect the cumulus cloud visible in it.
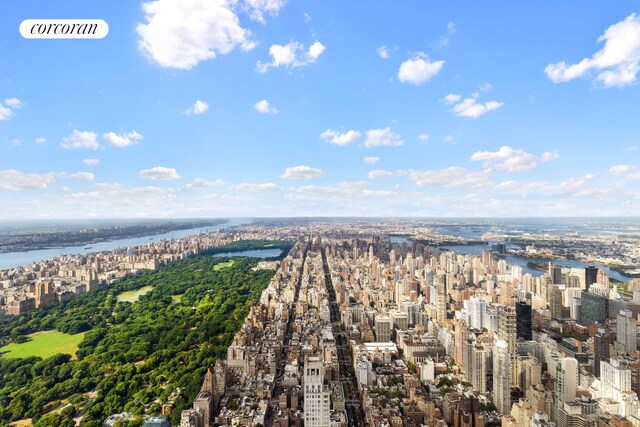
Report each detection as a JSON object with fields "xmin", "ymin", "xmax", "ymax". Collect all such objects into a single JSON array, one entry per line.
[
  {"xmin": 102, "ymin": 130, "xmax": 143, "ymax": 148},
  {"xmin": 418, "ymin": 134, "xmax": 430, "ymax": 142},
  {"xmin": 409, "ymin": 167, "xmax": 492, "ymax": 188},
  {"xmin": 35, "ymin": 137, "xmax": 46, "ymax": 144},
  {"xmin": 443, "ymin": 135, "xmax": 455, "ymax": 143},
  {"xmin": 139, "ymin": 166, "xmax": 181, "ymax": 180},
  {"xmin": 4, "ymin": 98, "xmax": 22, "ymax": 108},
  {"xmin": 243, "ymin": 0, "xmax": 286, "ymax": 23},
  {"xmin": 233, "ymin": 182, "xmax": 280, "ymax": 191},
  {"xmin": 443, "ymin": 94, "xmax": 462, "ymax": 104},
  {"xmin": 0, "ymin": 170, "xmax": 54, "ymax": 190},
  {"xmin": 541, "ymin": 150, "xmax": 560, "ymax": 162},
  {"xmin": 254, "ymin": 99, "xmax": 278, "ymax": 114},
  {"xmin": 363, "ymin": 156, "xmax": 380, "ymax": 164},
  {"xmin": 256, "ymin": 40, "xmax": 326, "ymax": 73},
  {"xmin": 609, "ymin": 165, "xmax": 640, "ymax": 182},
  {"xmin": 281, "ymin": 165, "xmax": 323, "ymax": 179},
  {"xmin": 182, "ymin": 178, "xmax": 225, "ymax": 190},
  {"xmin": 445, "ymin": 93, "xmax": 503, "ymax": 118},
  {"xmin": 185, "ymin": 100, "xmax": 209, "ymax": 115},
  {"xmin": 320, "ymin": 129, "xmax": 361, "ymax": 146},
  {"xmin": 137, "ymin": 0, "xmax": 258, "ymax": 70},
  {"xmin": 471, "ymin": 146, "xmax": 537, "ymax": 172},
  {"xmin": 364, "ymin": 127, "xmax": 404, "ymax": 148},
  {"xmin": 368, "ymin": 170, "xmax": 396, "ymax": 179},
  {"xmin": 545, "ymin": 13, "xmax": 640, "ymax": 87},
  {"xmin": 61, "ymin": 130, "xmax": 100, "ymax": 150},
  {"xmin": 377, "ymin": 45, "xmax": 389, "ymax": 59},
  {"xmin": 10, "ymin": 139, "xmax": 21, "ymax": 147},
  {"xmin": 397, "ymin": 53, "xmax": 444, "ymax": 85},
  {"xmin": 67, "ymin": 172, "xmax": 95, "ymax": 181},
  {"xmin": 0, "ymin": 98, "xmax": 23, "ymax": 121},
  {"xmin": 495, "ymin": 174, "xmax": 598, "ymax": 197},
  {"xmin": 84, "ymin": 159, "xmax": 100, "ymax": 166}
]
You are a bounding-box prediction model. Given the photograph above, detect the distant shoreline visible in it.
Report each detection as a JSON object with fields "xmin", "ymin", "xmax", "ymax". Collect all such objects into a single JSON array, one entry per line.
[{"xmin": 0, "ymin": 219, "xmax": 228, "ymax": 254}]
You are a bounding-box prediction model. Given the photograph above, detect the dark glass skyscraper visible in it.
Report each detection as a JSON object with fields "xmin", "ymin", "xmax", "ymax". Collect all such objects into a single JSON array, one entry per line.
[
  {"xmin": 585, "ymin": 266, "xmax": 598, "ymax": 290},
  {"xmin": 515, "ymin": 301, "xmax": 532, "ymax": 341}
]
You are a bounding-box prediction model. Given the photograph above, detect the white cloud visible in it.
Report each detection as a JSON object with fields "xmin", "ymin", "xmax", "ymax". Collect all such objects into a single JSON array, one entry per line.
[
  {"xmin": 447, "ymin": 22, "xmax": 456, "ymax": 34},
  {"xmin": 303, "ymin": 12, "xmax": 311, "ymax": 22},
  {"xmin": 139, "ymin": 166, "xmax": 181, "ymax": 180},
  {"xmin": 541, "ymin": 150, "xmax": 560, "ymax": 162},
  {"xmin": 10, "ymin": 139, "xmax": 21, "ymax": 146},
  {"xmin": 319, "ymin": 129, "xmax": 361, "ymax": 146},
  {"xmin": 418, "ymin": 134, "xmax": 430, "ymax": 142},
  {"xmin": 281, "ymin": 165, "xmax": 323, "ymax": 180},
  {"xmin": 363, "ymin": 156, "xmax": 380, "ymax": 164},
  {"xmin": 4, "ymin": 98, "xmax": 22, "ymax": 108},
  {"xmin": 254, "ymin": 99, "xmax": 278, "ymax": 114},
  {"xmin": 84, "ymin": 159, "xmax": 100, "ymax": 166},
  {"xmin": 364, "ymin": 127, "xmax": 404, "ymax": 148},
  {"xmin": 495, "ymin": 174, "xmax": 598, "ymax": 197},
  {"xmin": 628, "ymin": 145, "xmax": 640, "ymax": 152},
  {"xmin": 136, "ymin": 0, "xmax": 256, "ymax": 70},
  {"xmin": 450, "ymin": 96, "xmax": 503, "ymax": 118},
  {"xmin": 0, "ymin": 105, "xmax": 13, "ymax": 121},
  {"xmin": 60, "ymin": 130, "xmax": 100, "ymax": 150},
  {"xmin": 67, "ymin": 172, "xmax": 95, "ymax": 181},
  {"xmin": 443, "ymin": 93, "xmax": 461, "ymax": 104},
  {"xmin": 409, "ymin": 167, "xmax": 492, "ymax": 187},
  {"xmin": 368, "ymin": 170, "xmax": 395, "ymax": 179},
  {"xmin": 182, "ymin": 178, "xmax": 225, "ymax": 190},
  {"xmin": 0, "ymin": 98, "xmax": 23, "ymax": 121},
  {"xmin": 479, "ymin": 83, "xmax": 493, "ymax": 92},
  {"xmin": 377, "ymin": 45, "xmax": 389, "ymax": 59},
  {"xmin": 35, "ymin": 137, "xmax": 46, "ymax": 144},
  {"xmin": 0, "ymin": 170, "xmax": 54, "ymax": 190},
  {"xmin": 185, "ymin": 100, "xmax": 209, "ymax": 115},
  {"xmin": 443, "ymin": 135, "xmax": 455, "ymax": 143},
  {"xmin": 243, "ymin": 0, "xmax": 286, "ymax": 23},
  {"xmin": 102, "ymin": 130, "xmax": 143, "ymax": 148},
  {"xmin": 233, "ymin": 182, "xmax": 280, "ymax": 191},
  {"xmin": 609, "ymin": 164, "xmax": 637, "ymax": 176},
  {"xmin": 256, "ymin": 40, "xmax": 326, "ymax": 73},
  {"xmin": 545, "ymin": 13, "xmax": 640, "ymax": 87},
  {"xmin": 471, "ymin": 146, "xmax": 537, "ymax": 172},
  {"xmin": 397, "ymin": 53, "xmax": 444, "ymax": 85}
]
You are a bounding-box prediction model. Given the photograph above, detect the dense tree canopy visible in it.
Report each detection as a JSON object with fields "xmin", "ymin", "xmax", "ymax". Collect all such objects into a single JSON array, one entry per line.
[{"xmin": 0, "ymin": 241, "xmax": 292, "ymax": 426}]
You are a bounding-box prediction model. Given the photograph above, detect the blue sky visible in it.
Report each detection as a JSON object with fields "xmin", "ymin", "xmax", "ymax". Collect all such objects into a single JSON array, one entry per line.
[{"xmin": 1, "ymin": 1, "xmax": 639, "ymax": 218}]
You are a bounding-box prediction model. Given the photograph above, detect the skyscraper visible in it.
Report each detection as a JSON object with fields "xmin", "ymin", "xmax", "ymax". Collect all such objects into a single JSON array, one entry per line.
[
  {"xmin": 594, "ymin": 327, "xmax": 612, "ymax": 378},
  {"xmin": 616, "ymin": 309, "xmax": 637, "ymax": 355},
  {"xmin": 585, "ymin": 266, "xmax": 598, "ymax": 291},
  {"xmin": 515, "ymin": 301, "xmax": 532, "ymax": 341},
  {"xmin": 375, "ymin": 315, "xmax": 391, "ymax": 343},
  {"xmin": 493, "ymin": 340, "xmax": 511, "ymax": 415},
  {"xmin": 304, "ymin": 357, "xmax": 330, "ymax": 427},
  {"xmin": 549, "ymin": 263, "xmax": 562, "ymax": 285},
  {"xmin": 580, "ymin": 291, "xmax": 607, "ymax": 325},
  {"xmin": 435, "ymin": 272, "xmax": 447, "ymax": 323}
]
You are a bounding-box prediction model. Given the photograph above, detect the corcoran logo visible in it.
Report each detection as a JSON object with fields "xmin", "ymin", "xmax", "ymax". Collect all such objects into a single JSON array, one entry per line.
[{"xmin": 20, "ymin": 19, "xmax": 109, "ymax": 39}]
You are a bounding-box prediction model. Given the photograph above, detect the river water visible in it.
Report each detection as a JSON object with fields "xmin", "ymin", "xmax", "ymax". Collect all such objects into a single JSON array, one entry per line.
[
  {"xmin": 387, "ymin": 235, "xmax": 630, "ymax": 283},
  {"xmin": 0, "ymin": 218, "xmax": 250, "ymax": 270}
]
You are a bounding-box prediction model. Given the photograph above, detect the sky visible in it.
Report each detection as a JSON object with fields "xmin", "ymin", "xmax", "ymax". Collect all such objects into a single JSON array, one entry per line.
[{"xmin": 1, "ymin": 1, "xmax": 640, "ymax": 218}]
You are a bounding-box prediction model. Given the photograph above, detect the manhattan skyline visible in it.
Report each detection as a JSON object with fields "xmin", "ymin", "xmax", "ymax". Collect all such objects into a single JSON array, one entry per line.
[{"xmin": 1, "ymin": 1, "xmax": 640, "ymax": 218}]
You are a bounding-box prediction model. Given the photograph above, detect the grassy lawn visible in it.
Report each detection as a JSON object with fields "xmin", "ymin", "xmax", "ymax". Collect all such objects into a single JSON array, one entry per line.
[
  {"xmin": 116, "ymin": 285, "xmax": 154, "ymax": 303},
  {"xmin": 0, "ymin": 330, "xmax": 86, "ymax": 360},
  {"xmin": 214, "ymin": 260, "xmax": 235, "ymax": 271}
]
